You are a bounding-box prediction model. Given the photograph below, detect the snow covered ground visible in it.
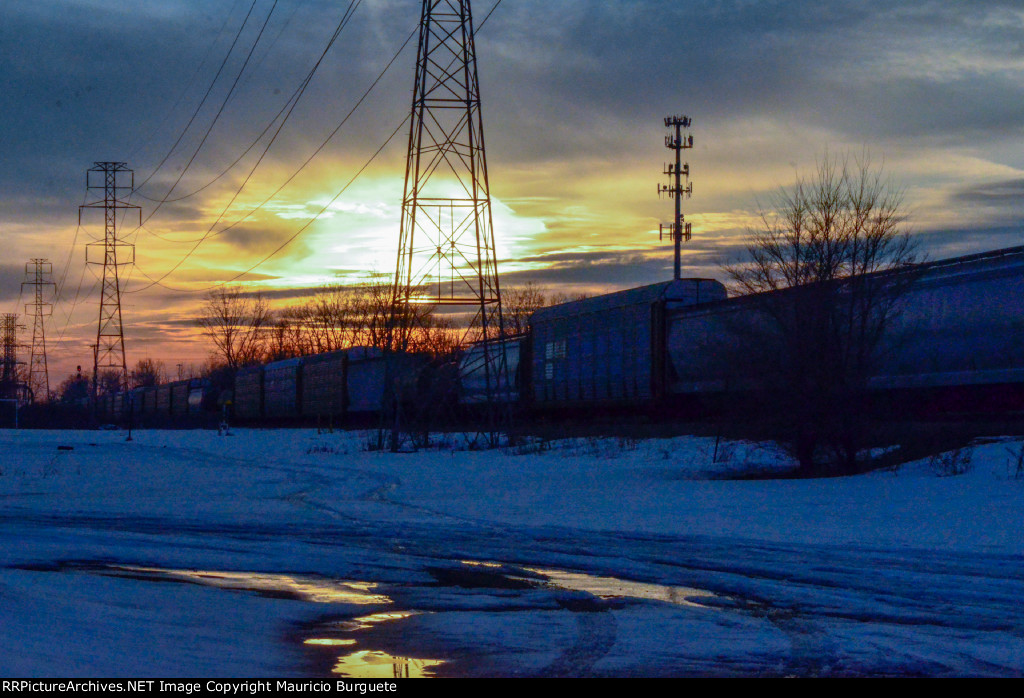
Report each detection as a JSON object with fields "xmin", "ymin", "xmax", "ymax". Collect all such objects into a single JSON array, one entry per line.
[{"xmin": 1, "ymin": 427, "xmax": 1022, "ymax": 677}]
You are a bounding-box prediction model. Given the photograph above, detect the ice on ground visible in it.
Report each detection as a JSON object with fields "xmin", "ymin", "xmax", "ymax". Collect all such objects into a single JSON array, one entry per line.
[{"xmin": 1, "ymin": 428, "xmax": 1022, "ymax": 677}]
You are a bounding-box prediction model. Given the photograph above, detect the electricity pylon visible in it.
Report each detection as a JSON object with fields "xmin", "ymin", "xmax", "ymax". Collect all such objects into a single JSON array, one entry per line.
[
  {"xmin": 393, "ymin": 0, "xmax": 505, "ymax": 343},
  {"xmin": 0, "ymin": 314, "xmax": 24, "ymax": 401},
  {"xmin": 389, "ymin": 0, "xmax": 509, "ymax": 446},
  {"xmin": 80, "ymin": 162, "xmax": 138, "ymax": 400},
  {"xmin": 22, "ymin": 259, "xmax": 55, "ymax": 402}
]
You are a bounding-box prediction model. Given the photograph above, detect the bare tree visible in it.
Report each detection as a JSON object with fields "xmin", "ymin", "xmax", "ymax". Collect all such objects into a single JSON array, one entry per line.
[
  {"xmin": 502, "ymin": 282, "xmax": 548, "ymax": 337},
  {"xmin": 129, "ymin": 358, "xmax": 164, "ymax": 388},
  {"xmin": 264, "ymin": 314, "xmax": 305, "ymax": 362},
  {"xmin": 724, "ymin": 153, "xmax": 917, "ymax": 473},
  {"xmin": 287, "ymin": 284, "xmax": 363, "ymax": 354},
  {"xmin": 197, "ymin": 287, "xmax": 272, "ymax": 369},
  {"xmin": 95, "ymin": 369, "xmax": 124, "ymax": 396}
]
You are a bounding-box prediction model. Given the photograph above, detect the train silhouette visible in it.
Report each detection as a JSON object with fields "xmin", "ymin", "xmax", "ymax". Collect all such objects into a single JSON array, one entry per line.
[{"xmin": 92, "ymin": 244, "xmax": 1024, "ymax": 429}]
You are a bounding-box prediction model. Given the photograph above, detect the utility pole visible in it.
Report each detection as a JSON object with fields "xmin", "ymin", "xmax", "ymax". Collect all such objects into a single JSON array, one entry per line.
[
  {"xmin": 80, "ymin": 162, "xmax": 138, "ymax": 402},
  {"xmin": 22, "ymin": 259, "xmax": 55, "ymax": 402},
  {"xmin": 658, "ymin": 115, "xmax": 694, "ymax": 280}
]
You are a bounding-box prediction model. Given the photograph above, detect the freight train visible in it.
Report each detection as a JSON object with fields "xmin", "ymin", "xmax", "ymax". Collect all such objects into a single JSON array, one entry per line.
[{"xmin": 92, "ymin": 244, "xmax": 1024, "ymax": 428}]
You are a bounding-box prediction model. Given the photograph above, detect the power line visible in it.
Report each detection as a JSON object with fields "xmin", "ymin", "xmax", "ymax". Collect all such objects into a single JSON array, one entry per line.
[
  {"xmin": 134, "ymin": 0, "xmax": 365, "ymax": 208},
  {"xmin": 81, "ymin": 163, "xmax": 139, "ymax": 396},
  {"xmin": 129, "ymin": 1, "xmax": 400, "ymax": 292},
  {"xmin": 133, "ymin": 0, "xmax": 264, "ymax": 195},
  {"xmin": 128, "ymin": 1, "xmax": 363, "ymax": 290},
  {"xmin": 127, "ymin": 0, "xmax": 247, "ymax": 163},
  {"xmin": 132, "ymin": 114, "xmax": 409, "ymax": 294},
  {"xmin": 22, "ymin": 259, "xmax": 55, "ymax": 401},
  {"xmin": 138, "ymin": 0, "xmax": 281, "ymax": 226},
  {"xmin": 129, "ymin": 0, "xmax": 504, "ymax": 293}
]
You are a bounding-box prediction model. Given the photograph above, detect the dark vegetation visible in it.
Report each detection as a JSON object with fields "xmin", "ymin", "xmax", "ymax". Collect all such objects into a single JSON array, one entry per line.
[{"xmin": 721, "ymin": 154, "xmax": 919, "ymax": 475}]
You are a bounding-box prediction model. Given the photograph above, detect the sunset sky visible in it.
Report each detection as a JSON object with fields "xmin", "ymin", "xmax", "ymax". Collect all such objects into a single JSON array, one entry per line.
[{"xmin": 2, "ymin": 0, "xmax": 1024, "ymax": 381}]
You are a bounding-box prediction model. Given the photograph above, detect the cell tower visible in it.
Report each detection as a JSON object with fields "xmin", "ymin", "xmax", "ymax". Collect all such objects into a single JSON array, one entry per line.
[
  {"xmin": 393, "ymin": 0, "xmax": 505, "ymax": 350},
  {"xmin": 80, "ymin": 162, "xmax": 138, "ymax": 398},
  {"xmin": 22, "ymin": 259, "xmax": 55, "ymax": 402},
  {"xmin": 658, "ymin": 115, "xmax": 694, "ymax": 280},
  {"xmin": 0, "ymin": 314, "xmax": 24, "ymax": 401}
]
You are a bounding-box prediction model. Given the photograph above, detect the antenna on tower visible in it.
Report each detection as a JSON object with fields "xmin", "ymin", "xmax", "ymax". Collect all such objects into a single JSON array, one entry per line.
[
  {"xmin": 22, "ymin": 259, "xmax": 55, "ymax": 402},
  {"xmin": 80, "ymin": 162, "xmax": 138, "ymax": 403},
  {"xmin": 658, "ymin": 115, "xmax": 693, "ymax": 280}
]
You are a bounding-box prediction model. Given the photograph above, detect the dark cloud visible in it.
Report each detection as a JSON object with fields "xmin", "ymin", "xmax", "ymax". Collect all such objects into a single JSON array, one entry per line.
[
  {"xmin": 915, "ymin": 226, "xmax": 1024, "ymax": 261},
  {"xmin": 0, "ymin": 263, "xmax": 30, "ymax": 306},
  {"xmin": 955, "ymin": 178, "xmax": 1024, "ymax": 205},
  {"xmin": 3, "ymin": 0, "xmax": 1024, "ymax": 365},
  {"xmin": 6, "ymin": 0, "xmax": 1024, "ymax": 207},
  {"xmin": 501, "ymin": 246, "xmax": 731, "ymax": 290},
  {"xmin": 949, "ymin": 178, "xmax": 1024, "ymax": 227},
  {"xmin": 479, "ymin": 0, "xmax": 1024, "ymax": 163}
]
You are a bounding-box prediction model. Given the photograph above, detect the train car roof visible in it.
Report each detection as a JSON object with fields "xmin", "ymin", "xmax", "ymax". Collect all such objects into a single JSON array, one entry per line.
[{"xmin": 531, "ymin": 278, "xmax": 723, "ymax": 323}]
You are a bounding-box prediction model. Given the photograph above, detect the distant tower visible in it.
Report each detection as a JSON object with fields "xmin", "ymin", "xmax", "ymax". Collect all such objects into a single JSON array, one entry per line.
[
  {"xmin": 658, "ymin": 115, "xmax": 694, "ymax": 280},
  {"xmin": 393, "ymin": 0, "xmax": 505, "ymax": 350},
  {"xmin": 22, "ymin": 259, "xmax": 55, "ymax": 402},
  {"xmin": 0, "ymin": 314, "xmax": 23, "ymax": 401},
  {"xmin": 80, "ymin": 162, "xmax": 138, "ymax": 398}
]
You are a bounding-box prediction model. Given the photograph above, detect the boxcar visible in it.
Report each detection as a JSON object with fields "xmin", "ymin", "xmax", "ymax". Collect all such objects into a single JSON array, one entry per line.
[
  {"xmin": 234, "ymin": 365, "xmax": 264, "ymax": 421},
  {"xmin": 665, "ymin": 245, "xmax": 1024, "ymax": 410},
  {"xmin": 346, "ymin": 348, "xmax": 387, "ymax": 413},
  {"xmin": 169, "ymin": 380, "xmax": 190, "ymax": 417},
  {"xmin": 141, "ymin": 386, "xmax": 158, "ymax": 416},
  {"xmin": 530, "ymin": 279, "xmax": 726, "ymax": 408},
  {"xmin": 459, "ymin": 336, "xmax": 524, "ymax": 404},
  {"xmin": 301, "ymin": 349, "xmax": 348, "ymax": 420},
  {"xmin": 156, "ymin": 383, "xmax": 172, "ymax": 415},
  {"xmin": 263, "ymin": 357, "xmax": 303, "ymax": 419}
]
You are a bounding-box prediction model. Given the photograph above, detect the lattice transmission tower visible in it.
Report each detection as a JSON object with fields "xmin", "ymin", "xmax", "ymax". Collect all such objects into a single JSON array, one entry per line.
[
  {"xmin": 80, "ymin": 162, "xmax": 138, "ymax": 399},
  {"xmin": 22, "ymin": 259, "xmax": 55, "ymax": 402},
  {"xmin": 393, "ymin": 0, "xmax": 506, "ymax": 352},
  {"xmin": 0, "ymin": 314, "xmax": 24, "ymax": 401}
]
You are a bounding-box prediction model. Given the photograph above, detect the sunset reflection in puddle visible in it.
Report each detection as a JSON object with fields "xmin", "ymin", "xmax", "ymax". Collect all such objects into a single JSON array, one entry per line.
[
  {"xmin": 524, "ymin": 567, "xmax": 719, "ymax": 608},
  {"xmin": 306, "ymin": 611, "xmax": 443, "ymax": 678},
  {"xmin": 111, "ymin": 566, "xmax": 390, "ymax": 605},
  {"xmin": 457, "ymin": 561, "xmax": 720, "ymax": 609},
  {"xmin": 331, "ymin": 651, "xmax": 445, "ymax": 679}
]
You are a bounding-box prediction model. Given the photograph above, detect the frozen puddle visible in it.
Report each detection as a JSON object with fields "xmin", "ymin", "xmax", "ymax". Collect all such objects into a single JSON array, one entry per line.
[
  {"xmin": 27, "ymin": 560, "xmax": 723, "ymax": 677},
  {"xmin": 305, "ymin": 614, "xmax": 445, "ymax": 678},
  {"xmin": 108, "ymin": 566, "xmax": 391, "ymax": 604},
  {"xmin": 331, "ymin": 651, "xmax": 445, "ymax": 679},
  {"xmin": 99, "ymin": 565, "xmax": 445, "ymax": 678},
  {"xmin": 462, "ymin": 560, "xmax": 722, "ymax": 609},
  {"xmin": 523, "ymin": 567, "xmax": 719, "ymax": 609}
]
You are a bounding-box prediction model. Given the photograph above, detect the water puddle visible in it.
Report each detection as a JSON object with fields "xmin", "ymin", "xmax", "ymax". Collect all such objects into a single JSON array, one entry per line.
[
  {"xmin": 523, "ymin": 567, "xmax": 720, "ymax": 609},
  {"xmin": 331, "ymin": 651, "xmax": 445, "ymax": 679},
  {"xmin": 304, "ymin": 612, "xmax": 444, "ymax": 678},
  {"xmin": 28, "ymin": 559, "xmax": 721, "ymax": 678},
  {"xmin": 100, "ymin": 564, "xmax": 444, "ymax": 678},
  {"xmin": 107, "ymin": 566, "xmax": 390, "ymax": 605}
]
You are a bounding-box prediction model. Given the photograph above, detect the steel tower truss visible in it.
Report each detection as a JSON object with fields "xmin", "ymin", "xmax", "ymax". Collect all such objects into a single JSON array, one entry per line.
[
  {"xmin": 80, "ymin": 162, "xmax": 138, "ymax": 397},
  {"xmin": 0, "ymin": 314, "xmax": 23, "ymax": 401},
  {"xmin": 394, "ymin": 0, "xmax": 504, "ymax": 344},
  {"xmin": 22, "ymin": 259, "xmax": 54, "ymax": 402}
]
